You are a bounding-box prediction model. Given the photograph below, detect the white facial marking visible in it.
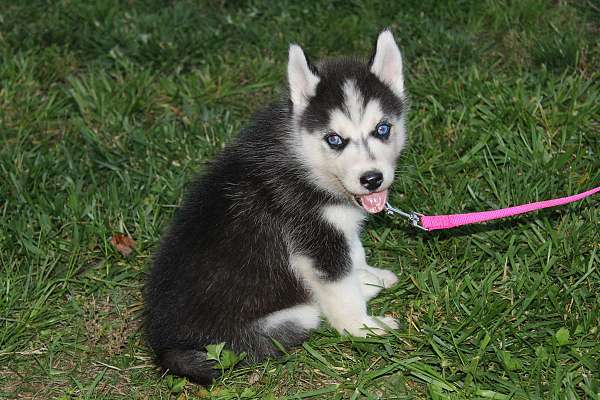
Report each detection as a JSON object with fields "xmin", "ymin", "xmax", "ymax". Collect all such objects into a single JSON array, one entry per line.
[
  {"xmin": 289, "ymin": 33, "xmax": 407, "ymax": 203},
  {"xmin": 291, "ymin": 77, "xmax": 406, "ymax": 200},
  {"xmin": 324, "ymin": 80, "xmax": 405, "ymax": 196},
  {"xmin": 341, "ymin": 80, "xmax": 364, "ymax": 125},
  {"xmin": 294, "ymin": 130, "xmax": 347, "ymax": 194}
]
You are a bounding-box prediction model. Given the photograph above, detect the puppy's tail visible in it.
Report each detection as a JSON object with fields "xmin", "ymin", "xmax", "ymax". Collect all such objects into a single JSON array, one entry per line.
[{"xmin": 158, "ymin": 349, "xmax": 220, "ymax": 385}]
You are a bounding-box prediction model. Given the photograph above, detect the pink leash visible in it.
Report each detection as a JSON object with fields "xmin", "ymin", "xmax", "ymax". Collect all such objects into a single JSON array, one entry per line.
[{"xmin": 385, "ymin": 186, "xmax": 600, "ymax": 231}]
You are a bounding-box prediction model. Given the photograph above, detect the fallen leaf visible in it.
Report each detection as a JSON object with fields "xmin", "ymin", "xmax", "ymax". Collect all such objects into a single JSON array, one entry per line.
[
  {"xmin": 555, "ymin": 327, "xmax": 570, "ymax": 346},
  {"xmin": 248, "ymin": 371, "xmax": 261, "ymax": 385},
  {"xmin": 110, "ymin": 234, "xmax": 136, "ymax": 256}
]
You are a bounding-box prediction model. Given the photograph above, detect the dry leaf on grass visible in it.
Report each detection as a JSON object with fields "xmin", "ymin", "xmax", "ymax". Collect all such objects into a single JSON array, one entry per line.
[
  {"xmin": 110, "ymin": 234, "xmax": 136, "ymax": 256},
  {"xmin": 248, "ymin": 371, "xmax": 262, "ymax": 385}
]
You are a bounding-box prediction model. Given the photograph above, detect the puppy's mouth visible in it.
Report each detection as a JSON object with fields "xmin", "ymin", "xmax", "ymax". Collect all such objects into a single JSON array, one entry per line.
[{"xmin": 353, "ymin": 190, "xmax": 388, "ymax": 214}]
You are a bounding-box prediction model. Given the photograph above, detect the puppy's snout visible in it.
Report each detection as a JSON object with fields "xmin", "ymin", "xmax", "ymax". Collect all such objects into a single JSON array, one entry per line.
[{"xmin": 359, "ymin": 170, "xmax": 383, "ymax": 191}]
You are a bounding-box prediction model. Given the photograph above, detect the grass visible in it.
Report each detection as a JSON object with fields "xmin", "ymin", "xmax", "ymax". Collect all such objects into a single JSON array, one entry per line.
[{"xmin": 0, "ymin": 0, "xmax": 599, "ymax": 398}]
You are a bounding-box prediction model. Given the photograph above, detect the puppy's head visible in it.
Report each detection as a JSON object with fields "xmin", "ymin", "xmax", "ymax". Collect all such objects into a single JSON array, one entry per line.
[{"xmin": 288, "ymin": 30, "xmax": 407, "ymax": 213}]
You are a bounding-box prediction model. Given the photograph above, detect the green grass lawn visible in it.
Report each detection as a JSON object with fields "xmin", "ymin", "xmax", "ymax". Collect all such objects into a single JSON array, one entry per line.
[{"xmin": 1, "ymin": 0, "xmax": 599, "ymax": 398}]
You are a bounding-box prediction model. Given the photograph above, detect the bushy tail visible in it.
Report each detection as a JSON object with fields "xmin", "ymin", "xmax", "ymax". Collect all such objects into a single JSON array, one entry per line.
[
  {"xmin": 156, "ymin": 321, "xmax": 313, "ymax": 384},
  {"xmin": 158, "ymin": 349, "xmax": 220, "ymax": 385}
]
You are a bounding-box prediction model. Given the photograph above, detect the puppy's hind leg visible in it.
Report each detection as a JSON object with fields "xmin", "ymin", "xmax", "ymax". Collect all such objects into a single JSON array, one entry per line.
[
  {"xmin": 253, "ymin": 303, "xmax": 321, "ymax": 355},
  {"xmin": 161, "ymin": 304, "xmax": 320, "ymax": 384}
]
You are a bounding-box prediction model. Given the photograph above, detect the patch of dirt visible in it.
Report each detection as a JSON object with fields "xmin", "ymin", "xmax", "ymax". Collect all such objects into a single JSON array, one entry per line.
[{"xmin": 82, "ymin": 295, "xmax": 139, "ymax": 356}]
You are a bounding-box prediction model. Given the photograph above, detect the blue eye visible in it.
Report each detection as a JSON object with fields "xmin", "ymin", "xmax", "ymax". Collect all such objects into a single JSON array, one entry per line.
[
  {"xmin": 325, "ymin": 133, "xmax": 346, "ymax": 149},
  {"xmin": 374, "ymin": 122, "xmax": 391, "ymax": 139}
]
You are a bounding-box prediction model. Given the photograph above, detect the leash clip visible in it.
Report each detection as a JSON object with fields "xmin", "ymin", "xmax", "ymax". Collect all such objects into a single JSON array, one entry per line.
[{"xmin": 384, "ymin": 202, "xmax": 427, "ymax": 231}]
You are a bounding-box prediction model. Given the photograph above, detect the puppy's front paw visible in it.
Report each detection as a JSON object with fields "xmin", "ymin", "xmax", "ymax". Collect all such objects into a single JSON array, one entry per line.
[
  {"xmin": 342, "ymin": 316, "xmax": 398, "ymax": 337},
  {"xmin": 370, "ymin": 316, "xmax": 399, "ymax": 333},
  {"xmin": 358, "ymin": 269, "xmax": 384, "ymax": 300},
  {"xmin": 367, "ymin": 267, "xmax": 398, "ymax": 288}
]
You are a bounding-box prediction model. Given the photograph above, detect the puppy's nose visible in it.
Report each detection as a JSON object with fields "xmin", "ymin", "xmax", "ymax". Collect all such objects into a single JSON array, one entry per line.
[{"xmin": 360, "ymin": 171, "xmax": 383, "ymax": 191}]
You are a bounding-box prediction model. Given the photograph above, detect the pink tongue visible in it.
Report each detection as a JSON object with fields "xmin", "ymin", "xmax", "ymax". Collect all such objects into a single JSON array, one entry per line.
[{"xmin": 359, "ymin": 190, "xmax": 388, "ymax": 214}]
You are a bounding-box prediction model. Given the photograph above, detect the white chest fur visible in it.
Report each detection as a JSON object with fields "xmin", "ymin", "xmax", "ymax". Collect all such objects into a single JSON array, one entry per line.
[
  {"xmin": 322, "ymin": 204, "xmax": 367, "ymax": 270},
  {"xmin": 287, "ymin": 204, "xmax": 398, "ymax": 337},
  {"xmin": 321, "ymin": 204, "xmax": 365, "ymax": 240}
]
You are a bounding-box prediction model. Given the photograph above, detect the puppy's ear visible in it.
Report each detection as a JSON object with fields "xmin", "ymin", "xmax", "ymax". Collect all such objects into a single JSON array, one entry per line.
[
  {"xmin": 288, "ymin": 44, "xmax": 320, "ymax": 113},
  {"xmin": 369, "ymin": 29, "xmax": 404, "ymax": 97}
]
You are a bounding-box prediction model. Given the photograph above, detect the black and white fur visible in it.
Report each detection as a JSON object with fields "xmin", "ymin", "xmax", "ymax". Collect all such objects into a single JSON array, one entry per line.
[{"xmin": 144, "ymin": 30, "xmax": 407, "ymax": 384}]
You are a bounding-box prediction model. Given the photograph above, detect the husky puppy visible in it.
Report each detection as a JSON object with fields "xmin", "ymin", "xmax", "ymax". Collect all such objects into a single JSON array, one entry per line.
[{"xmin": 144, "ymin": 29, "xmax": 407, "ymax": 384}]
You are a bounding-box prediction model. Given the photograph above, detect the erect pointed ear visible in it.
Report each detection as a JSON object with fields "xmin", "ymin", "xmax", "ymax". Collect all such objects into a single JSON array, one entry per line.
[
  {"xmin": 369, "ymin": 29, "xmax": 404, "ymax": 97},
  {"xmin": 288, "ymin": 44, "xmax": 320, "ymax": 112}
]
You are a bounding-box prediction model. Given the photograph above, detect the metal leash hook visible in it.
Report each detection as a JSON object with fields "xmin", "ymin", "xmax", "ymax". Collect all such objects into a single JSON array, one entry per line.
[{"xmin": 384, "ymin": 202, "xmax": 428, "ymax": 231}]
